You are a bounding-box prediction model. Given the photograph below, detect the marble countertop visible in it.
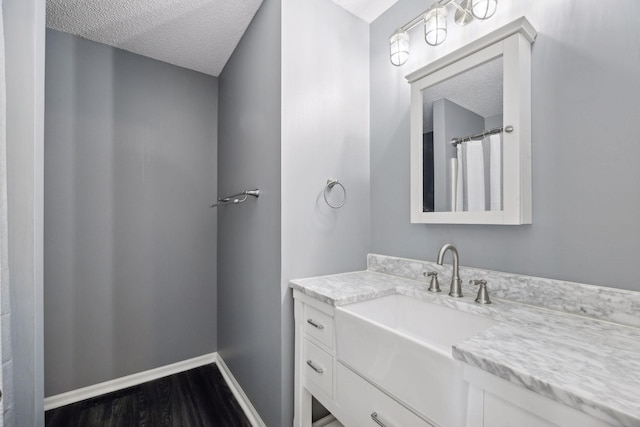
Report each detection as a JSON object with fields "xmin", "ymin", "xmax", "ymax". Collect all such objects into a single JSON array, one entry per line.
[{"xmin": 290, "ymin": 271, "xmax": 640, "ymax": 427}]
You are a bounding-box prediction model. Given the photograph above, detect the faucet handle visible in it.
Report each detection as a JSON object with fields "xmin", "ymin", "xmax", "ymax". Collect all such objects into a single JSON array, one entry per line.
[
  {"xmin": 470, "ymin": 279, "xmax": 491, "ymax": 304},
  {"xmin": 424, "ymin": 271, "xmax": 441, "ymax": 292}
]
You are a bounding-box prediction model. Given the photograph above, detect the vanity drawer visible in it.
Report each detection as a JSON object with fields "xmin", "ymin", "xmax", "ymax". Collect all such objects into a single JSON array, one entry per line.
[
  {"xmin": 336, "ymin": 362, "xmax": 434, "ymax": 427},
  {"xmin": 303, "ymin": 338, "xmax": 333, "ymax": 397},
  {"xmin": 304, "ymin": 304, "xmax": 334, "ymax": 350}
]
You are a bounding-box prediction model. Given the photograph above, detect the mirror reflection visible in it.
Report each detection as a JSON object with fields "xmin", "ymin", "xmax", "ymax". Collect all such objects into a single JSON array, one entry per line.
[{"xmin": 422, "ymin": 57, "xmax": 503, "ymax": 213}]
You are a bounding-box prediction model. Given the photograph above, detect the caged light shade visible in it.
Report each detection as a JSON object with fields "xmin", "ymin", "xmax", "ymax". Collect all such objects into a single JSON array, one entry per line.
[
  {"xmin": 389, "ymin": 0, "xmax": 498, "ymax": 67},
  {"xmin": 471, "ymin": 0, "xmax": 497, "ymax": 20},
  {"xmin": 390, "ymin": 30, "xmax": 410, "ymax": 66},
  {"xmin": 424, "ymin": 6, "xmax": 448, "ymax": 46}
]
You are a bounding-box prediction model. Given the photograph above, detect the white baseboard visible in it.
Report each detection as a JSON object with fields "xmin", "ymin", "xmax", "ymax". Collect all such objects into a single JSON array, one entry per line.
[
  {"xmin": 215, "ymin": 354, "xmax": 267, "ymax": 427},
  {"xmin": 44, "ymin": 353, "xmax": 217, "ymax": 411},
  {"xmin": 44, "ymin": 352, "xmax": 266, "ymax": 427}
]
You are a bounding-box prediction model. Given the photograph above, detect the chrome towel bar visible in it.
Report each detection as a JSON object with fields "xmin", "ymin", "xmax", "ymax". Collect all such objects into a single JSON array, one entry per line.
[
  {"xmin": 210, "ymin": 189, "xmax": 259, "ymax": 208},
  {"xmin": 323, "ymin": 179, "xmax": 347, "ymax": 209}
]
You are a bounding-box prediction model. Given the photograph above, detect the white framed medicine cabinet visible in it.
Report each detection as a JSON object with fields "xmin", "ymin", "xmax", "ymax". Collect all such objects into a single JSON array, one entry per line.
[{"xmin": 408, "ymin": 17, "xmax": 536, "ymax": 225}]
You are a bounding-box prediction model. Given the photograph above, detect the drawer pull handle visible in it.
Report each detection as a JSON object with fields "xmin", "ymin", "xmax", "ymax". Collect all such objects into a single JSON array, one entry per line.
[
  {"xmin": 306, "ymin": 319, "xmax": 324, "ymax": 329},
  {"xmin": 370, "ymin": 412, "xmax": 387, "ymax": 427},
  {"xmin": 306, "ymin": 360, "xmax": 324, "ymax": 374}
]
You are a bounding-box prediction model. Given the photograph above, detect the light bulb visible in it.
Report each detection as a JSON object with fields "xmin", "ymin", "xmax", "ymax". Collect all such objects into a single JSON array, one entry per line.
[
  {"xmin": 424, "ymin": 6, "xmax": 447, "ymax": 46},
  {"xmin": 389, "ymin": 30, "xmax": 410, "ymax": 66},
  {"xmin": 471, "ymin": 0, "xmax": 497, "ymax": 20}
]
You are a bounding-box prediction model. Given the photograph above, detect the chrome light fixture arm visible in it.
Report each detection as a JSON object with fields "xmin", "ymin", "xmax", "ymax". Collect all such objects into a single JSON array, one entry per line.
[{"xmin": 398, "ymin": 0, "xmax": 469, "ymax": 33}]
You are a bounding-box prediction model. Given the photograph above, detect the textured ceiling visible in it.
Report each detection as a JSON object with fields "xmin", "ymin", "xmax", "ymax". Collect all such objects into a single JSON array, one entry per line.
[
  {"xmin": 423, "ymin": 57, "xmax": 503, "ymax": 131},
  {"xmin": 46, "ymin": 0, "xmax": 263, "ymax": 76},
  {"xmin": 330, "ymin": 0, "xmax": 398, "ymax": 23}
]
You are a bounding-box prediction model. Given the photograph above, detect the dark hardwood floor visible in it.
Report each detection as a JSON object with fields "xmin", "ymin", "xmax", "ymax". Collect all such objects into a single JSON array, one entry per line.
[{"xmin": 45, "ymin": 363, "xmax": 252, "ymax": 427}]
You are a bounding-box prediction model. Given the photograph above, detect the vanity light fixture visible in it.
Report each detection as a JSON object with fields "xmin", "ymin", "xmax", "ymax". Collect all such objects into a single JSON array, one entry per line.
[
  {"xmin": 389, "ymin": 0, "xmax": 498, "ymax": 66},
  {"xmin": 390, "ymin": 30, "xmax": 410, "ymax": 66},
  {"xmin": 424, "ymin": 5, "xmax": 448, "ymax": 46},
  {"xmin": 471, "ymin": 0, "xmax": 497, "ymax": 20}
]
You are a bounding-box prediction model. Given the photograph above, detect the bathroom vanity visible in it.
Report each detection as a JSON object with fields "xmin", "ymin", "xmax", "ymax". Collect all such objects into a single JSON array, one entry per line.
[
  {"xmin": 293, "ymin": 287, "xmax": 439, "ymax": 427},
  {"xmin": 291, "ymin": 254, "xmax": 640, "ymax": 427}
]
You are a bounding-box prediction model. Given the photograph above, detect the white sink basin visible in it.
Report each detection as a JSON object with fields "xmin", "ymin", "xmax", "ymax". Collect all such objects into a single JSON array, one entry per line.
[
  {"xmin": 339, "ymin": 294, "xmax": 498, "ymax": 355},
  {"xmin": 335, "ymin": 294, "xmax": 498, "ymax": 427}
]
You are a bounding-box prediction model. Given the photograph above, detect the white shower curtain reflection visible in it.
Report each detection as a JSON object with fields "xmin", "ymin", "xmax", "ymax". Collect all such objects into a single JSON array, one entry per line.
[
  {"xmin": 465, "ymin": 140, "xmax": 485, "ymax": 211},
  {"xmin": 454, "ymin": 135, "xmax": 502, "ymax": 212},
  {"xmin": 455, "ymin": 145, "xmax": 464, "ymax": 211},
  {"xmin": 488, "ymin": 133, "xmax": 502, "ymax": 211}
]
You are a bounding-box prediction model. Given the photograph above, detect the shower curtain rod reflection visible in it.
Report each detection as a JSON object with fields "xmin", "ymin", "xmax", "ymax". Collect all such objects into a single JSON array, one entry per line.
[
  {"xmin": 450, "ymin": 125, "xmax": 513, "ymax": 146},
  {"xmin": 210, "ymin": 189, "xmax": 260, "ymax": 208}
]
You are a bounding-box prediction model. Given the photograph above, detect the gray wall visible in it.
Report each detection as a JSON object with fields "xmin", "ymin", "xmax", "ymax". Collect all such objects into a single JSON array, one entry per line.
[
  {"xmin": 217, "ymin": 0, "xmax": 282, "ymax": 426},
  {"xmin": 371, "ymin": 0, "xmax": 640, "ymax": 291},
  {"xmin": 485, "ymin": 113, "xmax": 503, "ymax": 130},
  {"xmin": 281, "ymin": 0, "xmax": 370, "ymax": 422},
  {"xmin": 44, "ymin": 30, "xmax": 218, "ymax": 396},
  {"xmin": 4, "ymin": 0, "xmax": 46, "ymax": 424},
  {"xmin": 281, "ymin": 0, "xmax": 370, "ymax": 287},
  {"xmin": 218, "ymin": 1, "xmax": 370, "ymax": 424}
]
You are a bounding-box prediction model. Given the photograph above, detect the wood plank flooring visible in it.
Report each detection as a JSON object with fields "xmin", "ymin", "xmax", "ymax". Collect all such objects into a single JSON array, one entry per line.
[{"xmin": 45, "ymin": 363, "xmax": 252, "ymax": 427}]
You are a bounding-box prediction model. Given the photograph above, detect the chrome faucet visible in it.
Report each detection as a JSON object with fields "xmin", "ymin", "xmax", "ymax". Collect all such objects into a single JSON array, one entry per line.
[{"xmin": 436, "ymin": 244, "xmax": 463, "ymax": 298}]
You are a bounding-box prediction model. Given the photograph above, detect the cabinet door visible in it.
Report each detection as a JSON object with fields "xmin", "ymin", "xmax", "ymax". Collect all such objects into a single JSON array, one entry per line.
[
  {"xmin": 484, "ymin": 393, "xmax": 557, "ymax": 427},
  {"xmin": 465, "ymin": 366, "xmax": 615, "ymax": 427}
]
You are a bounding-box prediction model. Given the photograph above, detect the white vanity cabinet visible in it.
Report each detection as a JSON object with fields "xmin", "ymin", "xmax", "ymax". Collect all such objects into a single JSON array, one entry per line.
[
  {"xmin": 294, "ymin": 290, "xmax": 619, "ymax": 427},
  {"xmin": 463, "ymin": 366, "xmax": 615, "ymax": 427},
  {"xmin": 293, "ymin": 291, "xmax": 433, "ymax": 427},
  {"xmin": 294, "ymin": 291, "xmax": 337, "ymax": 424}
]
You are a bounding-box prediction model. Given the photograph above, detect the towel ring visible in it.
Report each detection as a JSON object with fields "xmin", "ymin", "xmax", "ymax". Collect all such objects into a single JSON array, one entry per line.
[{"xmin": 323, "ymin": 179, "xmax": 347, "ymax": 209}]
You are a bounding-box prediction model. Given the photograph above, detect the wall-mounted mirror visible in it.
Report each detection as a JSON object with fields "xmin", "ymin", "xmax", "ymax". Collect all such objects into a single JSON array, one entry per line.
[{"xmin": 408, "ymin": 17, "xmax": 536, "ymax": 224}]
